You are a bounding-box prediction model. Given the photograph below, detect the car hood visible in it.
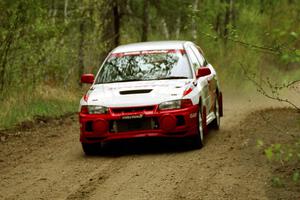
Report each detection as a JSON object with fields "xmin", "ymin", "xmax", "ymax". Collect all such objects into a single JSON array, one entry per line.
[{"xmin": 83, "ymin": 79, "xmax": 193, "ymax": 107}]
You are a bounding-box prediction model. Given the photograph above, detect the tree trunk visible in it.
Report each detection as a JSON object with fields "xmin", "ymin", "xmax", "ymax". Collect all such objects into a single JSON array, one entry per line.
[
  {"xmin": 113, "ymin": 1, "xmax": 120, "ymax": 47},
  {"xmin": 99, "ymin": 0, "xmax": 123, "ymax": 62},
  {"xmin": 230, "ymin": 0, "xmax": 236, "ymax": 27},
  {"xmin": 161, "ymin": 18, "xmax": 169, "ymax": 39},
  {"xmin": 223, "ymin": 0, "xmax": 235, "ymax": 43},
  {"xmin": 78, "ymin": 18, "xmax": 85, "ymax": 87},
  {"xmin": 192, "ymin": 0, "xmax": 199, "ymax": 41},
  {"xmin": 260, "ymin": 0, "xmax": 264, "ymax": 13},
  {"xmin": 214, "ymin": 13, "xmax": 221, "ymax": 35},
  {"xmin": 175, "ymin": 16, "xmax": 181, "ymax": 39},
  {"xmin": 64, "ymin": 0, "xmax": 68, "ymax": 22},
  {"xmin": 50, "ymin": 0, "xmax": 57, "ymax": 23},
  {"xmin": 214, "ymin": 0, "xmax": 223, "ymax": 36},
  {"xmin": 223, "ymin": 0, "xmax": 231, "ymax": 40},
  {"xmin": 141, "ymin": 0, "xmax": 149, "ymax": 42},
  {"xmin": 0, "ymin": 36, "xmax": 13, "ymax": 92},
  {"xmin": 0, "ymin": 7, "xmax": 20, "ymax": 93}
]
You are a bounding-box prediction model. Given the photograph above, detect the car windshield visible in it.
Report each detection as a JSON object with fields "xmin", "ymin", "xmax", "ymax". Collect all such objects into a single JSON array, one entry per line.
[{"xmin": 95, "ymin": 49, "xmax": 192, "ymax": 84}]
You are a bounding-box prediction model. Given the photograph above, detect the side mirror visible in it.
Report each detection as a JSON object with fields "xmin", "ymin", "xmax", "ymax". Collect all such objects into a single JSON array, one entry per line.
[
  {"xmin": 196, "ymin": 67, "xmax": 211, "ymax": 79},
  {"xmin": 81, "ymin": 74, "xmax": 94, "ymax": 84}
]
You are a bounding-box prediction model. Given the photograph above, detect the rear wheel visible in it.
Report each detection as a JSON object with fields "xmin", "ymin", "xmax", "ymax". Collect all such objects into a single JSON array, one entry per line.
[
  {"xmin": 211, "ymin": 94, "xmax": 221, "ymax": 129},
  {"xmin": 82, "ymin": 143, "xmax": 101, "ymax": 155}
]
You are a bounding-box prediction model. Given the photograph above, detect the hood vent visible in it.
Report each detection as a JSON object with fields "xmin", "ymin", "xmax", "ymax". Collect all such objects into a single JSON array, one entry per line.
[{"xmin": 119, "ymin": 89, "xmax": 152, "ymax": 95}]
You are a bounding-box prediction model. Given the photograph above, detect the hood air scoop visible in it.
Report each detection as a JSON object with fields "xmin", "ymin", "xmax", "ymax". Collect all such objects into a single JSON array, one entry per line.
[{"xmin": 119, "ymin": 89, "xmax": 152, "ymax": 95}]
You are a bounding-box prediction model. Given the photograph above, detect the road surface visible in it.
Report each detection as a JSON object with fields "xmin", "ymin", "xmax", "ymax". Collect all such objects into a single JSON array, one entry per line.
[{"xmin": 1, "ymin": 93, "xmax": 299, "ymax": 200}]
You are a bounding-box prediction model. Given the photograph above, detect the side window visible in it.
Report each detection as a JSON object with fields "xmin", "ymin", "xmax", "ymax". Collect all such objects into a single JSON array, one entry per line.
[
  {"xmin": 190, "ymin": 45, "xmax": 206, "ymax": 67},
  {"xmin": 186, "ymin": 47, "xmax": 201, "ymax": 73}
]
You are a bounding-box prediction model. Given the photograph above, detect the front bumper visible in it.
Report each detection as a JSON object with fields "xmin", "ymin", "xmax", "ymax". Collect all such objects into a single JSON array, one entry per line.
[{"xmin": 79, "ymin": 105, "xmax": 199, "ymax": 143}]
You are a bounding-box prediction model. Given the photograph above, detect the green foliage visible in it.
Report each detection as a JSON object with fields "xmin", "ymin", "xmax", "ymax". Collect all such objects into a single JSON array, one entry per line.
[
  {"xmin": 1, "ymin": 0, "xmax": 299, "ymax": 95},
  {"xmin": 271, "ymin": 176, "xmax": 284, "ymax": 187},
  {"xmin": 0, "ymin": 87, "xmax": 79, "ymax": 129},
  {"xmin": 265, "ymin": 146, "xmax": 274, "ymax": 160},
  {"xmin": 256, "ymin": 139, "xmax": 264, "ymax": 148},
  {"xmin": 0, "ymin": 1, "xmax": 106, "ymax": 128},
  {"xmin": 292, "ymin": 171, "xmax": 300, "ymax": 182},
  {"xmin": 257, "ymin": 138, "xmax": 300, "ymax": 186},
  {"xmin": 0, "ymin": 0, "xmax": 105, "ymax": 96}
]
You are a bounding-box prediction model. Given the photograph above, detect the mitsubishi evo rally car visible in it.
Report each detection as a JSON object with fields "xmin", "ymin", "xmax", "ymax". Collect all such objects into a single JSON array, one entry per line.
[{"xmin": 79, "ymin": 41, "xmax": 223, "ymax": 155}]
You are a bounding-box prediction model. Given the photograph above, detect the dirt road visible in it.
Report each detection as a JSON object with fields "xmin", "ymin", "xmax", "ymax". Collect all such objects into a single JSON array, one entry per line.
[{"xmin": 1, "ymin": 93, "xmax": 299, "ymax": 200}]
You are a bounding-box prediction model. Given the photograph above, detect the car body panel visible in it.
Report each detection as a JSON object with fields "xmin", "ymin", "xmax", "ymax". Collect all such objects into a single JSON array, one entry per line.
[
  {"xmin": 79, "ymin": 104, "xmax": 199, "ymax": 143},
  {"xmin": 79, "ymin": 40, "xmax": 222, "ymax": 144},
  {"xmin": 81, "ymin": 79, "xmax": 197, "ymax": 107}
]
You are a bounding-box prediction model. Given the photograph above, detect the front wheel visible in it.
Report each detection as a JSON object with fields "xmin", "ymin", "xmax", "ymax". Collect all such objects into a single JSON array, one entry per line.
[
  {"xmin": 82, "ymin": 143, "xmax": 101, "ymax": 155},
  {"xmin": 189, "ymin": 105, "xmax": 206, "ymax": 149}
]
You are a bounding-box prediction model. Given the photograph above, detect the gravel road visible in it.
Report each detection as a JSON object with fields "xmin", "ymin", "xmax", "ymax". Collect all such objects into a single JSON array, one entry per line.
[{"xmin": 1, "ymin": 93, "xmax": 299, "ymax": 200}]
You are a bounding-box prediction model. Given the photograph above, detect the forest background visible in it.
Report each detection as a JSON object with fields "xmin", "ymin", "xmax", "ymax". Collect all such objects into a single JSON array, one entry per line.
[{"xmin": 0, "ymin": 0, "xmax": 299, "ymax": 128}]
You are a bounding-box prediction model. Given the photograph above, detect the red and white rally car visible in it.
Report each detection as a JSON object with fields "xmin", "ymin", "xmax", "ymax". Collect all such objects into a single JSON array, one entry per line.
[{"xmin": 79, "ymin": 41, "xmax": 223, "ymax": 155}]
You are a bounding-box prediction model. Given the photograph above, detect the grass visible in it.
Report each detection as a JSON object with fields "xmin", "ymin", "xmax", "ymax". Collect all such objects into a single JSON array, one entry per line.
[{"xmin": 0, "ymin": 85, "xmax": 80, "ymax": 130}]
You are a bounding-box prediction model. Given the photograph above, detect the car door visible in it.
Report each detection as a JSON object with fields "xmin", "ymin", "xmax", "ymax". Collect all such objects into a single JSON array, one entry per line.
[
  {"xmin": 185, "ymin": 45, "xmax": 210, "ymax": 113},
  {"xmin": 190, "ymin": 45, "xmax": 217, "ymax": 115}
]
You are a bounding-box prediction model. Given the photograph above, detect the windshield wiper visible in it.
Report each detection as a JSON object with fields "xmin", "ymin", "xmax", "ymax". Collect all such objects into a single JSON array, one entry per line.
[{"xmin": 156, "ymin": 76, "xmax": 189, "ymax": 80}]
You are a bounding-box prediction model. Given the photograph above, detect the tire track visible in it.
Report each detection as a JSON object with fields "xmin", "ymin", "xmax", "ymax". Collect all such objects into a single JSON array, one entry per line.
[{"xmin": 66, "ymin": 158, "xmax": 131, "ymax": 200}]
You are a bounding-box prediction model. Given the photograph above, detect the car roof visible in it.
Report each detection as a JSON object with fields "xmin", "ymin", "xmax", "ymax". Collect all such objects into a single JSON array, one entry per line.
[{"xmin": 111, "ymin": 41, "xmax": 194, "ymax": 53}]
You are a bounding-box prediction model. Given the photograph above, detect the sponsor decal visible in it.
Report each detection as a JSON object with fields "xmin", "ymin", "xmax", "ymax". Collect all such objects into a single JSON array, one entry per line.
[
  {"xmin": 189, "ymin": 112, "xmax": 197, "ymax": 118},
  {"xmin": 122, "ymin": 114, "xmax": 144, "ymax": 120},
  {"xmin": 111, "ymin": 49, "xmax": 186, "ymax": 57}
]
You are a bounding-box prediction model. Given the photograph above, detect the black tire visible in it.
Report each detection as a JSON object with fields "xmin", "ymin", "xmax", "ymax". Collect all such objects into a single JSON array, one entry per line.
[
  {"xmin": 82, "ymin": 143, "xmax": 101, "ymax": 155},
  {"xmin": 211, "ymin": 94, "xmax": 221, "ymax": 130},
  {"xmin": 189, "ymin": 105, "xmax": 205, "ymax": 149}
]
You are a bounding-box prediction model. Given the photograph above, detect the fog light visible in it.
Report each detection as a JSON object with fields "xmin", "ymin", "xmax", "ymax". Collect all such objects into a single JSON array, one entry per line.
[
  {"xmin": 160, "ymin": 115, "xmax": 176, "ymax": 132},
  {"xmin": 93, "ymin": 119, "xmax": 108, "ymax": 133}
]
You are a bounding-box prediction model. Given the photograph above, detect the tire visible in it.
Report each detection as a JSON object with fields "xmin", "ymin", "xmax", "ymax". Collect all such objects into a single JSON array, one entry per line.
[
  {"xmin": 189, "ymin": 105, "xmax": 206, "ymax": 149},
  {"xmin": 202, "ymin": 106, "xmax": 208, "ymax": 134},
  {"xmin": 211, "ymin": 94, "xmax": 221, "ymax": 130},
  {"xmin": 219, "ymin": 92, "xmax": 223, "ymax": 117},
  {"xmin": 82, "ymin": 143, "xmax": 101, "ymax": 155}
]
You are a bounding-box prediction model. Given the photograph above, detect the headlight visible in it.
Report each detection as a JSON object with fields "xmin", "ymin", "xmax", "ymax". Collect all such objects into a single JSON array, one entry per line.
[
  {"xmin": 88, "ymin": 105, "xmax": 108, "ymax": 114},
  {"xmin": 80, "ymin": 105, "xmax": 108, "ymax": 114},
  {"xmin": 159, "ymin": 99, "xmax": 194, "ymax": 110},
  {"xmin": 159, "ymin": 100, "xmax": 181, "ymax": 110}
]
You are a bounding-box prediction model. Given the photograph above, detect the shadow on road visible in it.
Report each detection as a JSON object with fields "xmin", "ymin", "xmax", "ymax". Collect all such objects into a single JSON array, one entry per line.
[
  {"xmin": 100, "ymin": 138, "xmax": 196, "ymax": 157},
  {"xmin": 83, "ymin": 130, "xmax": 220, "ymax": 157}
]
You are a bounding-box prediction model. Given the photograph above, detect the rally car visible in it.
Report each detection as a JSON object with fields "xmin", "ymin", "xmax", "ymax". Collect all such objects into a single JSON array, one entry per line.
[{"xmin": 79, "ymin": 41, "xmax": 223, "ymax": 155}]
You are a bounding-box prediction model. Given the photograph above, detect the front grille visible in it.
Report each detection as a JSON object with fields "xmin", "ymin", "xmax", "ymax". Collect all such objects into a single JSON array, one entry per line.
[
  {"xmin": 110, "ymin": 106, "xmax": 155, "ymax": 114},
  {"xmin": 109, "ymin": 118, "xmax": 158, "ymax": 133}
]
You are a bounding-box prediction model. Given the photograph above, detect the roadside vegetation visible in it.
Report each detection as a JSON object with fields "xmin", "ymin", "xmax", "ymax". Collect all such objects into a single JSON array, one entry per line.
[{"xmin": 0, "ymin": 86, "xmax": 78, "ymax": 128}]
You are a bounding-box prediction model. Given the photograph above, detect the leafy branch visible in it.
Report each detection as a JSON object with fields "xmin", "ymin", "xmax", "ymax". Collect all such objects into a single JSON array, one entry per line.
[
  {"xmin": 199, "ymin": 31, "xmax": 297, "ymax": 56},
  {"xmin": 240, "ymin": 63, "xmax": 300, "ymax": 112},
  {"xmin": 257, "ymin": 138, "xmax": 300, "ymax": 186}
]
